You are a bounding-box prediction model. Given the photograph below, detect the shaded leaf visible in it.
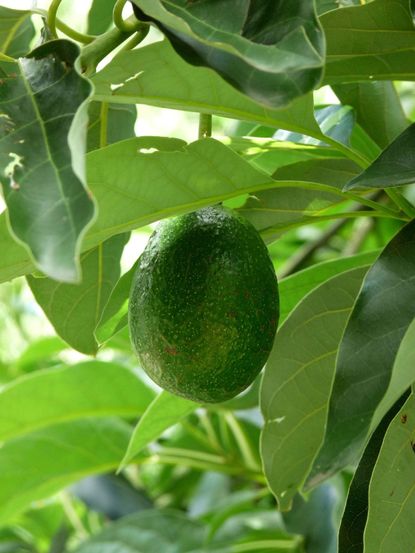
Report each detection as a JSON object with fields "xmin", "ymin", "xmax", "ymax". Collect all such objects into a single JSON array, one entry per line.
[
  {"xmin": 0, "ymin": 361, "xmax": 154, "ymax": 442},
  {"xmin": 345, "ymin": 123, "xmax": 415, "ymax": 190},
  {"xmin": 120, "ymin": 391, "xmax": 198, "ymax": 469},
  {"xmin": 28, "ymin": 233, "xmax": 129, "ymax": 355},
  {"xmin": 74, "ymin": 509, "xmax": 206, "ymax": 553},
  {"xmin": 338, "ymin": 392, "xmax": 409, "ymax": 553},
  {"xmin": 95, "ymin": 259, "xmax": 137, "ymax": 344},
  {"xmin": 0, "ymin": 6, "xmax": 33, "ymax": 58},
  {"xmin": 278, "ymin": 250, "xmax": 380, "ymax": 324},
  {"xmin": 87, "ymin": 0, "xmax": 116, "ymax": 34},
  {"xmin": 260, "ymin": 267, "xmax": 367, "ymax": 510},
  {"xmin": 87, "ymin": 101, "xmax": 137, "ymax": 151},
  {"xmin": 92, "ymin": 39, "xmax": 322, "ymax": 138},
  {"xmin": 322, "ymin": 0, "xmax": 415, "ymax": 83},
  {"xmin": 309, "ymin": 221, "xmax": 415, "ymax": 487},
  {"xmin": 364, "ymin": 392, "xmax": 415, "ymax": 553},
  {"xmin": 333, "ymin": 82, "xmax": 409, "ymax": 149},
  {"xmin": 131, "ymin": 0, "xmax": 324, "ymax": 108},
  {"xmin": 0, "ymin": 39, "xmax": 95, "ymax": 282},
  {"xmin": 0, "ymin": 418, "xmax": 131, "ymax": 525}
]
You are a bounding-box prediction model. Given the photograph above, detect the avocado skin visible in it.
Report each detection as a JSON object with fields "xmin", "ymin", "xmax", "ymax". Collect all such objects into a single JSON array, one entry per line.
[{"xmin": 128, "ymin": 205, "xmax": 279, "ymax": 403}]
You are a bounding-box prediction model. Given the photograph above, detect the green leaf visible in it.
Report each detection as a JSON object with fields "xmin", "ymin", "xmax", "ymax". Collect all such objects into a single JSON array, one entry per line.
[
  {"xmin": 0, "ymin": 417, "xmax": 131, "ymax": 525},
  {"xmin": 74, "ymin": 509, "xmax": 205, "ymax": 553},
  {"xmin": 27, "ymin": 233, "xmax": 129, "ymax": 355},
  {"xmin": 14, "ymin": 336, "xmax": 67, "ymax": 374},
  {"xmin": 345, "ymin": 123, "xmax": 415, "ymax": 190},
  {"xmin": 0, "ymin": 6, "xmax": 33, "ymax": 58},
  {"xmin": 0, "ymin": 39, "xmax": 96, "ymax": 283},
  {"xmin": 338, "ymin": 392, "xmax": 409, "ymax": 553},
  {"xmin": 260, "ymin": 267, "xmax": 368, "ymax": 510},
  {"xmin": 316, "ymin": 0, "xmax": 360, "ymax": 16},
  {"xmin": 310, "ymin": 221, "xmax": 415, "ymax": 487},
  {"xmin": 278, "ymin": 250, "xmax": 380, "ymax": 324},
  {"xmin": 238, "ymin": 159, "xmax": 360, "ymax": 239},
  {"xmin": 364, "ymin": 392, "xmax": 415, "ymax": 553},
  {"xmin": 120, "ymin": 391, "xmax": 198, "ymax": 470},
  {"xmin": 87, "ymin": 101, "xmax": 137, "ymax": 151},
  {"xmin": 131, "ymin": 0, "xmax": 324, "ymax": 109},
  {"xmin": 92, "ymin": 39, "xmax": 322, "ymax": 138},
  {"xmin": 322, "ymin": 0, "xmax": 415, "ymax": 83},
  {"xmin": 0, "ymin": 361, "xmax": 154, "ymax": 442},
  {"xmin": 87, "ymin": 0, "xmax": 116, "ymax": 34},
  {"xmin": 333, "ymin": 82, "xmax": 409, "ymax": 149},
  {"xmin": 95, "ymin": 259, "xmax": 138, "ymax": 344}
]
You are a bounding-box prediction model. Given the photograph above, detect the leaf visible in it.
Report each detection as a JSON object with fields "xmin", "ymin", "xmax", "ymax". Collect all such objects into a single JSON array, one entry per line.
[
  {"xmin": 260, "ymin": 267, "xmax": 368, "ymax": 510},
  {"xmin": 95, "ymin": 260, "xmax": 138, "ymax": 344},
  {"xmin": 309, "ymin": 221, "xmax": 415, "ymax": 487},
  {"xmin": 27, "ymin": 233, "xmax": 129, "ymax": 355},
  {"xmin": 345, "ymin": 123, "xmax": 415, "ymax": 190},
  {"xmin": 316, "ymin": 0, "xmax": 360, "ymax": 16},
  {"xmin": 87, "ymin": 0, "xmax": 116, "ymax": 34},
  {"xmin": 119, "ymin": 391, "xmax": 198, "ymax": 470},
  {"xmin": 363, "ymin": 392, "xmax": 415, "ymax": 553},
  {"xmin": 0, "ymin": 7, "xmax": 34, "ymax": 58},
  {"xmin": 0, "ymin": 417, "xmax": 131, "ymax": 525},
  {"xmin": 321, "ymin": 0, "xmax": 415, "ymax": 83},
  {"xmin": 92, "ymin": 39, "xmax": 322, "ymax": 138},
  {"xmin": 75, "ymin": 509, "xmax": 205, "ymax": 553},
  {"xmin": 131, "ymin": 0, "xmax": 324, "ymax": 109},
  {"xmin": 0, "ymin": 361, "xmax": 154, "ymax": 442},
  {"xmin": 87, "ymin": 101, "xmax": 137, "ymax": 151},
  {"xmin": 278, "ymin": 250, "xmax": 380, "ymax": 324},
  {"xmin": 14, "ymin": 336, "xmax": 67, "ymax": 373},
  {"xmin": 238, "ymin": 159, "xmax": 360, "ymax": 239},
  {"xmin": 338, "ymin": 392, "xmax": 409, "ymax": 553},
  {"xmin": 0, "ymin": 39, "xmax": 96, "ymax": 283},
  {"xmin": 333, "ymin": 82, "xmax": 409, "ymax": 149}
]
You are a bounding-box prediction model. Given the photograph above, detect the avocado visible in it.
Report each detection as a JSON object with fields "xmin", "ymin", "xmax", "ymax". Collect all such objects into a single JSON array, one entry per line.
[{"xmin": 128, "ymin": 205, "xmax": 279, "ymax": 403}]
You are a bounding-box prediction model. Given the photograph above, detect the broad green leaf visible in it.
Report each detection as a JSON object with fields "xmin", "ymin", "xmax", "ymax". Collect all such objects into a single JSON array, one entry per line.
[
  {"xmin": 0, "ymin": 361, "xmax": 154, "ymax": 442},
  {"xmin": 338, "ymin": 392, "xmax": 409, "ymax": 553},
  {"xmin": 86, "ymin": 137, "xmax": 274, "ymax": 246},
  {"xmin": 0, "ymin": 216, "xmax": 33, "ymax": 282},
  {"xmin": 75, "ymin": 509, "xmax": 205, "ymax": 553},
  {"xmin": 27, "ymin": 234, "xmax": 129, "ymax": 355},
  {"xmin": 120, "ymin": 391, "xmax": 198, "ymax": 470},
  {"xmin": 260, "ymin": 267, "xmax": 367, "ymax": 510},
  {"xmin": 238, "ymin": 159, "xmax": 360, "ymax": 239},
  {"xmin": 92, "ymin": 39, "xmax": 322, "ymax": 138},
  {"xmin": 0, "ymin": 417, "xmax": 131, "ymax": 525},
  {"xmin": 278, "ymin": 250, "xmax": 380, "ymax": 324},
  {"xmin": 0, "ymin": 39, "xmax": 95, "ymax": 283},
  {"xmin": 87, "ymin": 0, "xmax": 116, "ymax": 34},
  {"xmin": 333, "ymin": 82, "xmax": 409, "ymax": 149},
  {"xmin": 364, "ymin": 393, "xmax": 415, "ymax": 553},
  {"xmin": 322, "ymin": 0, "xmax": 415, "ymax": 83},
  {"xmin": 87, "ymin": 101, "xmax": 137, "ymax": 151},
  {"xmin": 131, "ymin": 0, "xmax": 324, "ymax": 109},
  {"xmin": 0, "ymin": 7, "xmax": 33, "ymax": 57},
  {"xmin": 310, "ymin": 221, "xmax": 415, "ymax": 487},
  {"xmin": 345, "ymin": 123, "xmax": 415, "ymax": 190},
  {"xmin": 371, "ymin": 318, "xmax": 415, "ymax": 431},
  {"xmin": 14, "ymin": 336, "xmax": 67, "ymax": 374},
  {"xmin": 95, "ymin": 260, "xmax": 138, "ymax": 344}
]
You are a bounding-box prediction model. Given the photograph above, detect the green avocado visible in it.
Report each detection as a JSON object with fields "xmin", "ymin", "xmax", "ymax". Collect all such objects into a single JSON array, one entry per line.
[{"xmin": 128, "ymin": 205, "xmax": 279, "ymax": 403}]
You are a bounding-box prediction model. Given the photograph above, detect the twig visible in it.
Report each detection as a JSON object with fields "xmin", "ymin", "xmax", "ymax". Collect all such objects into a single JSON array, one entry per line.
[{"xmin": 342, "ymin": 217, "xmax": 375, "ymax": 256}]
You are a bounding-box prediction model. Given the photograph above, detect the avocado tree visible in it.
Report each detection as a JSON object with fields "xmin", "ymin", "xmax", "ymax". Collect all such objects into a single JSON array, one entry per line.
[{"xmin": 0, "ymin": 0, "xmax": 415, "ymax": 551}]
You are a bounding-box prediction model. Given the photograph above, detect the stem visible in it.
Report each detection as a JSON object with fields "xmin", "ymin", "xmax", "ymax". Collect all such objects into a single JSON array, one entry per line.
[
  {"xmin": 322, "ymin": 134, "xmax": 369, "ymax": 169},
  {"xmin": 99, "ymin": 102, "xmax": 109, "ymax": 149},
  {"xmin": 113, "ymin": 0, "xmax": 140, "ymax": 32},
  {"xmin": 47, "ymin": 0, "xmax": 63, "ymax": 38},
  {"xmin": 48, "ymin": 525, "xmax": 70, "ymax": 553},
  {"xmin": 80, "ymin": 15, "xmax": 145, "ymax": 76},
  {"xmin": 342, "ymin": 217, "xmax": 375, "ymax": 256},
  {"xmin": 199, "ymin": 113, "xmax": 212, "ymax": 139},
  {"xmin": 385, "ymin": 188, "xmax": 415, "ymax": 219},
  {"xmin": 182, "ymin": 419, "xmax": 221, "ymax": 452},
  {"xmin": 224, "ymin": 412, "xmax": 260, "ymax": 472},
  {"xmin": 59, "ymin": 492, "xmax": 89, "ymax": 540},
  {"xmin": 119, "ymin": 25, "xmax": 150, "ymax": 52},
  {"xmin": 199, "ymin": 411, "xmax": 222, "ymax": 452},
  {"xmin": 232, "ymin": 538, "xmax": 303, "ymax": 552},
  {"xmin": 32, "ymin": 9, "xmax": 96, "ymax": 44}
]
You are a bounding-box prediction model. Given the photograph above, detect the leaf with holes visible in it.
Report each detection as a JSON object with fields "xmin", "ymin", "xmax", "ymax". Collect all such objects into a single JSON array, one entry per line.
[
  {"xmin": 0, "ymin": 39, "xmax": 95, "ymax": 283},
  {"xmin": 27, "ymin": 233, "xmax": 129, "ymax": 355}
]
